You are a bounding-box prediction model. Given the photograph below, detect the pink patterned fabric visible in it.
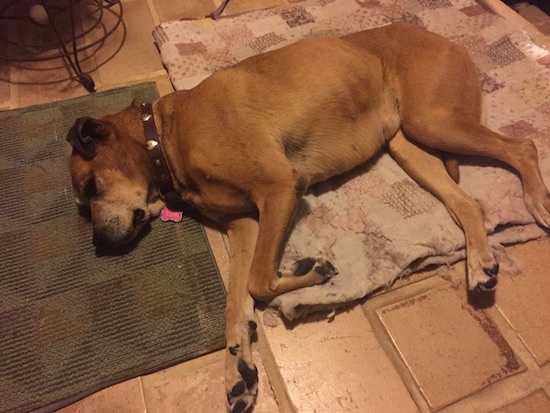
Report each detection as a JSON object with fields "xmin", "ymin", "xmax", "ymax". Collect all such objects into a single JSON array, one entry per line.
[{"xmin": 153, "ymin": 0, "xmax": 550, "ymax": 319}]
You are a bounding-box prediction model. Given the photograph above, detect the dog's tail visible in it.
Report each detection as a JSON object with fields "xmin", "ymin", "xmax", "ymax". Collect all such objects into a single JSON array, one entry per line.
[{"xmin": 443, "ymin": 155, "xmax": 460, "ymax": 183}]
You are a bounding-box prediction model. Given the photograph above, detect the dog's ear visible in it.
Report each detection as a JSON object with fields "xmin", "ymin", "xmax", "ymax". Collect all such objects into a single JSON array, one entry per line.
[{"xmin": 66, "ymin": 117, "xmax": 109, "ymax": 160}]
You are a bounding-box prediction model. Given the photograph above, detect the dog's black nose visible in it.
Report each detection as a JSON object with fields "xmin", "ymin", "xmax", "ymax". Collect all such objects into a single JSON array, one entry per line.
[
  {"xmin": 92, "ymin": 231, "xmax": 105, "ymax": 248},
  {"xmin": 133, "ymin": 208, "xmax": 146, "ymax": 227}
]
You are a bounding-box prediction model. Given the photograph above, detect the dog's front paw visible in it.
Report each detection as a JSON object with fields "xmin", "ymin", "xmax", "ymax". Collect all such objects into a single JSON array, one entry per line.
[
  {"xmin": 525, "ymin": 192, "xmax": 550, "ymax": 228},
  {"xmin": 226, "ymin": 357, "xmax": 258, "ymax": 413},
  {"xmin": 291, "ymin": 257, "xmax": 338, "ymax": 281},
  {"xmin": 225, "ymin": 320, "xmax": 258, "ymax": 413}
]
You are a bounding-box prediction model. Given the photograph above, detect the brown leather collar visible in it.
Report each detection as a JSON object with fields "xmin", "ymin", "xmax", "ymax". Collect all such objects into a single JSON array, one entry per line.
[{"xmin": 140, "ymin": 102, "xmax": 176, "ymax": 200}]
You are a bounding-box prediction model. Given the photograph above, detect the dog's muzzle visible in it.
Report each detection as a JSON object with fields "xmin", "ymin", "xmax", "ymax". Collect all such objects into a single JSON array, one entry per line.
[{"xmin": 92, "ymin": 208, "xmax": 148, "ymax": 248}]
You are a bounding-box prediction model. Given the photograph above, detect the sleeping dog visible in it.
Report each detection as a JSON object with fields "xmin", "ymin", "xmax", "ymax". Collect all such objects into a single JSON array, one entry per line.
[{"xmin": 67, "ymin": 23, "xmax": 550, "ymax": 412}]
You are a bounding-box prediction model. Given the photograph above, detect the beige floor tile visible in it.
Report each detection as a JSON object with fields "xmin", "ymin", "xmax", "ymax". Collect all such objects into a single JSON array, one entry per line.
[
  {"xmin": 17, "ymin": 74, "xmax": 88, "ymax": 108},
  {"xmin": 91, "ymin": 0, "xmax": 164, "ymax": 87},
  {"xmin": 141, "ymin": 349, "xmax": 279, "ymax": 412},
  {"xmin": 376, "ymin": 281, "xmax": 524, "ymax": 411},
  {"xmin": 489, "ymin": 389, "xmax": 550, "ymax": 413},
  {"xmin": 4, "ymin": 1, "xmax": 110, "ymax": 107},
  {"xmin": 56, "ymin": 378, "xmax": 146, "ymax": 413},
  {"xmin": 496, "ymin": 239, "xmax": 550, "ymax": 366},
  {"xmin": 0, "ymin": 22, "xmax": 10, "ymax": 109},
  {"xmin": 261, "ymin": 306, "xmax": 418, "ymax": 413},
  {"xmin": 152, "ymin": 0, "xmax": 218, "ymax": 22},
  {"xmin": 203, "ymin": 224, "xmax": 231, "ymax": 288},
  {"xmin": 0, "ymin": 67, "xmax": 11, "ymax": 110},
  {"xmin": 155, "ymin": 75, "xmax": 176, "ymax": 97},
  {"xmin": 12, "ymin": 54, "xmax": 90, "ymax": 107}
]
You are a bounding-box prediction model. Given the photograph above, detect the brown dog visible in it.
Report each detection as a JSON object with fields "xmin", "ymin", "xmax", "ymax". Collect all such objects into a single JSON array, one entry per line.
[{"xmin": 67, "ymin": 23, "xmax": 550, "ymax": 412}]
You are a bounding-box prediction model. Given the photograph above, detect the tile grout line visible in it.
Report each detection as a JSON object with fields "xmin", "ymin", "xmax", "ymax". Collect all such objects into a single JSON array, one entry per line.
[
  {"xmin": 145, "ymin": 0, "xmax": 161, "ymax": 26},
  {"xmin": 256, "ymin": 318, "xmax": 297, "ymax": 413},
  {"xmin": 137, "ymin": 377, "xmax": 149, "ymax": 413}
]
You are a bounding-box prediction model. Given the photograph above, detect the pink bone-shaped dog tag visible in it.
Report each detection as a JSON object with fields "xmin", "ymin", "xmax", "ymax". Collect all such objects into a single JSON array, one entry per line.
[{"xmin": 160, "ymin": 206, "xmax": 184, "ymax": 223}]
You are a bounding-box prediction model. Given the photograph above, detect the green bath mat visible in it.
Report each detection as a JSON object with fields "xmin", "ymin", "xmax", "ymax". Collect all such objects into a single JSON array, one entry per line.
[{"xmin": 0, "ymin": 83, "xmax": 226, "ymax": 413}]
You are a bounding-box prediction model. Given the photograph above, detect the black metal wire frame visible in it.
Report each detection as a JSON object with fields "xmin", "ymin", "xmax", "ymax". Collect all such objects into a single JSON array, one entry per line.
[{"xmin": 0, "ymin": 0, "xmax": 124, "ymax": 92}]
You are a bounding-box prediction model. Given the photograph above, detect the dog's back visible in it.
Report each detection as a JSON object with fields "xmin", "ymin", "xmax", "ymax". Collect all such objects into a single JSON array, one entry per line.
[
  {"xmin": 343, "ymin": 22, "xmax": 483, "ymax": 126},
  {"xmin": 167, "ymin": 36, "xmax": 400, "ymax": 185}
]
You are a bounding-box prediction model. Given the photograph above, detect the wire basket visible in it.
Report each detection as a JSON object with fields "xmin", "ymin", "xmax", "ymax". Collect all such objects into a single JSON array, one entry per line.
[{"xmin": 0, "ymin": 0, "xmax": 125, "ymax": 92}]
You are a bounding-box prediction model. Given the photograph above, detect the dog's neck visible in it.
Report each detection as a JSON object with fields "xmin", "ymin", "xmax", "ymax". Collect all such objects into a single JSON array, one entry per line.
[{"xmin": 140, "ymin": 102, "xmax": 181, "ymax": 205}]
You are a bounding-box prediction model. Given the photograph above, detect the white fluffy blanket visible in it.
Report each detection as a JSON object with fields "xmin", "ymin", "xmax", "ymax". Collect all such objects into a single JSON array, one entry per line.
[{"xmin": 153, "ymin": 0, "xmax": 550, "ymax": 320}]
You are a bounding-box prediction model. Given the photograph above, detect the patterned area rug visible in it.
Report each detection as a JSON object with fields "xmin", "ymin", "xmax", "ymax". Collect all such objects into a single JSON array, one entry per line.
[
  {"xmin": 153, "ymin": 0, "xmax": 550, "ymax": 319},
  {"xmin": 0, "ymin": 84, "xmax": 226, "ymax": 413}
]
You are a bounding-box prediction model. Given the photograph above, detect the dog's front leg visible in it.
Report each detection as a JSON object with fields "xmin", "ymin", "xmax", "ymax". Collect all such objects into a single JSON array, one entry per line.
[
  {"xmin": 224, "ymin": 216, "xmax": 260, "ymax": 413},
  {"xmin": 247, "ymin": 173, "xmax": 337, "ymax": 302}
]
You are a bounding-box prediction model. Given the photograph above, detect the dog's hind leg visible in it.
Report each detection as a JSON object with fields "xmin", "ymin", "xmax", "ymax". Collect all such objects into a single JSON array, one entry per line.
[
  {"xmin": 388, "ymin": 131, "xmax": 499, "ymax": 291},
  {"xmin": 224, "ymin": 216, "xmax": 260, "ymax": 413},
  {"xmin": 402, "ymin": 111, "xmax": 550, "ymax": 230},
  {"xmin": 473, "ymin": 125, "xmax": 549, "ymax": 225}
]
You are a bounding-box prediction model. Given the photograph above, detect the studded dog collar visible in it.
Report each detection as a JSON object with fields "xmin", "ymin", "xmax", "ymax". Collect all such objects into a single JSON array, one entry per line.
[{"xmin": 140, "ymin": 102, "xmax": 176, "ymax": 200}]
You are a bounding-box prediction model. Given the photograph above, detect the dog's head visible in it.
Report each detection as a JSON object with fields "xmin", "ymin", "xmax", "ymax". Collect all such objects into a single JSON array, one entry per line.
[{"xmin": 67, "ymin": 105, "xmax": 164, "ymax": 249}]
